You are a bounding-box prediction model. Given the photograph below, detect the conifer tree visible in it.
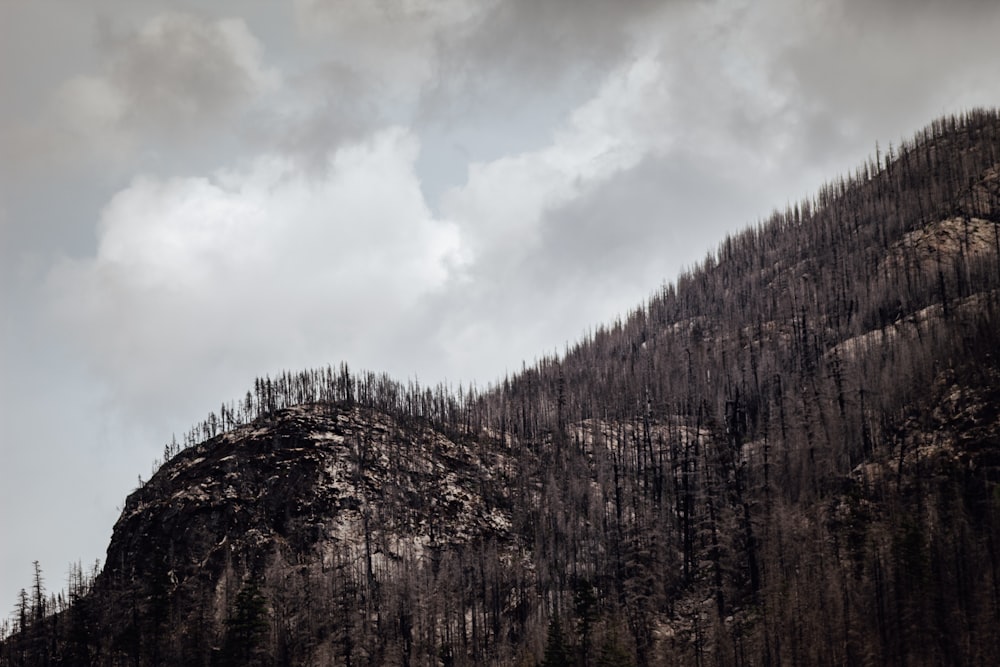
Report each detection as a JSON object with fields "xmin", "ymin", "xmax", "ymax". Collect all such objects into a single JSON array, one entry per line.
[
  {"xmin": 540, "ymin": 616, "xmax": 570, "ymax": 667},
  {"xmin": 218, "ymin": 579, "xmax": 269, "ymax": 667}
]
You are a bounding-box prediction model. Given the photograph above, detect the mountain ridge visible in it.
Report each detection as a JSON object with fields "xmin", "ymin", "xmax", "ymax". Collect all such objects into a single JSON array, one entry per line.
[{"xmin": 3, "ymin": 109, "xmax": 1000, "ymax": 666}]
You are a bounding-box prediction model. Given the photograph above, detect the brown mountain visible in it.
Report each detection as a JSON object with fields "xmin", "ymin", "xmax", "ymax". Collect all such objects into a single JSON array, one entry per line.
[{"xmin": 3, "ymin": 109, "xmax": 1000, "ymax": 666}]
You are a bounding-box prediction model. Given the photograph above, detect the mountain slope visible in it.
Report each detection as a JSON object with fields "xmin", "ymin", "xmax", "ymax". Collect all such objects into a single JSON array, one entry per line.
[
  {"xmin": 3, "ymin": 109, "xmax": 1000, "ymax": 667},
  {"xmin": 95, "ymin": 404, "xmax": 521, "ymax": 665}
]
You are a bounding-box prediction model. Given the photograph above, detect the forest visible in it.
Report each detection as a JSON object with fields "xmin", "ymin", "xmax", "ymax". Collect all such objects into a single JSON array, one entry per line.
[{"xmin": 2, "ymin": 109, "xmax": 1000, "ymax": 666}]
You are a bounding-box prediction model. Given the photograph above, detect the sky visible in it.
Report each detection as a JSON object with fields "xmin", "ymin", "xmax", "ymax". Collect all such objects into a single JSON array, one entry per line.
[{"xmin": 2, "ymin": 0, "xmax": 998, "ymax": 610}]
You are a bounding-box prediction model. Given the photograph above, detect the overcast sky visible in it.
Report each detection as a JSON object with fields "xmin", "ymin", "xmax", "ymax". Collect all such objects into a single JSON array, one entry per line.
[{"xmin": 2, "ymin": 0, "xmax": 998, "ymax": 609}]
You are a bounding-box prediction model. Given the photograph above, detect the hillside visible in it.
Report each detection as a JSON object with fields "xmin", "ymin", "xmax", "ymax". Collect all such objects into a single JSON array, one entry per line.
[{"xmin": 3, "ymin": 109, "xmax": 1000, "ymax": 666}]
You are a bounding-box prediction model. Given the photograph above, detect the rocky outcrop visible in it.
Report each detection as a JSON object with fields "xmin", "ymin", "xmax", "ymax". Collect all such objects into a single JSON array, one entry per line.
[{"xmin": 90, "ymin": 404, "xmax": 520, "ymax": 665}]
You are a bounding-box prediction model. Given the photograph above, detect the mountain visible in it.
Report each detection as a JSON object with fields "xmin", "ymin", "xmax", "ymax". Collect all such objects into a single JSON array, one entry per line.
[{"xmin": 3, "ymin": 109, "xmax": 1000, "ymax": 666}]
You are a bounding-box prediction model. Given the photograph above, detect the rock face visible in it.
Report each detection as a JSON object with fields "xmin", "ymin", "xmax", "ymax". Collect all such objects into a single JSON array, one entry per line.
[
  {"xmin": 96, "ymin": 404, "xmax": 520, "ymax": 665},
  {"xmin": 111, "ymin": 404, "xmax": 509, "ymax": 582}
]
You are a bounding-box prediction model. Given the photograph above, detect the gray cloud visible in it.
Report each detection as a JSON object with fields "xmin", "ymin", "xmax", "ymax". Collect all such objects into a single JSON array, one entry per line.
[
  {"xmin": 418, "ymin": 0, "xmax": 671, "ymax": 129},
  {"xmin": 538, "ymin": 152, "xmax": 760, "ymax": 283},
  {"xmin": 254, "ymin": 61, "xmax": 381, "ymax": 171},
  {"xmin": 97, "ymin": 12, "xmax": 280, "ymax": 136},
  {"xmin": 774, "ymin": 0, "xmax": 1000, "ymax": 150},
  {"xmin": 1, "ymin": 9, "xmax": 282, "ymax": 184}
]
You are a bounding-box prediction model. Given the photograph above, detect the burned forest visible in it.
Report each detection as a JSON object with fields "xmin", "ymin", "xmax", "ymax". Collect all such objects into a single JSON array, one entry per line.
[{"xmin": 4, "ymin": 109, "xmax": 1000, "ymax": 666}]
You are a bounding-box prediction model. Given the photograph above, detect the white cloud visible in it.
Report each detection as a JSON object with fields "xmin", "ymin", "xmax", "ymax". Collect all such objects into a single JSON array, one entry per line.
[
  {"xmin": 41, "ymin": 47, "xmax": 680, "ymax": 420},
  {"xmin": 46, "ymin": 127, "xmax": 461, "ymax": 414},
  {"xmin": 441, "ymin": 52, "xmax": 674, "ymax": 260}
]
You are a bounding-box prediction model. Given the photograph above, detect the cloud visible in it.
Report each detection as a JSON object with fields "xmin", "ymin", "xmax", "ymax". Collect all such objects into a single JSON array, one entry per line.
[
  {"xmin": 45, "ymin": 127, "xmax": 461, "ymax": 416},
  {"xmin": 729, "ymin": 0, "xmax": 1000, "ymax": 159},
  {"xmin": 406, "ymin": 51, "xmax": 680, "ymax": 375},
  {"xmin": 422, "ymin": 0, "xmax": 668, "ymax": 110},
  {"xmin": 292, "ymin": 0, "xmax": 671, "ymax": 140},
  {"xmin": 441, "ymin": 52, "xmax": 674, "ymax": 262},
  {"xmin": 41, "ymin": 47, "xmax": 681, "ymax": 412},
  {"xmin": 103, "ymin": 12, "xmax": 280, "ymax": 130},
  {"xmin": 35, "ymin": 0, "xmax": 1000, "ymax": 409},
  {"xmin": 259, "ymin": 61, "xmax": 381, "ymax": 171},
  {"xmin": 38, "ymin": 11, "xmax": 280, "ymax": 165},
  {"xmin": 448, "ymin": 0, "xmax": 664, "ymax": 79},
  {"xmin": 293, "ymin": 0, "xmax": 479, "ymax": 92}
]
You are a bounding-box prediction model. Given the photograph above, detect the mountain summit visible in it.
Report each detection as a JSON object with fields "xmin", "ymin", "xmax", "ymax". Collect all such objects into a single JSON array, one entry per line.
[{"xmin": 3, "ymin": 110, "xmax": 1000, "ymax": 666}]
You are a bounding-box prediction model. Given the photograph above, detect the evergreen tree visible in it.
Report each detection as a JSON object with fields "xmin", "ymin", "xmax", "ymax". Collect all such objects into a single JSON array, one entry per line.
[
  {"xmin": 540, "ymin": 616, "xmax": 571, "ymax": 667},
  {"xmin": 218, "ymin": 579, "xmax": 269, "ymax": 667}
]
